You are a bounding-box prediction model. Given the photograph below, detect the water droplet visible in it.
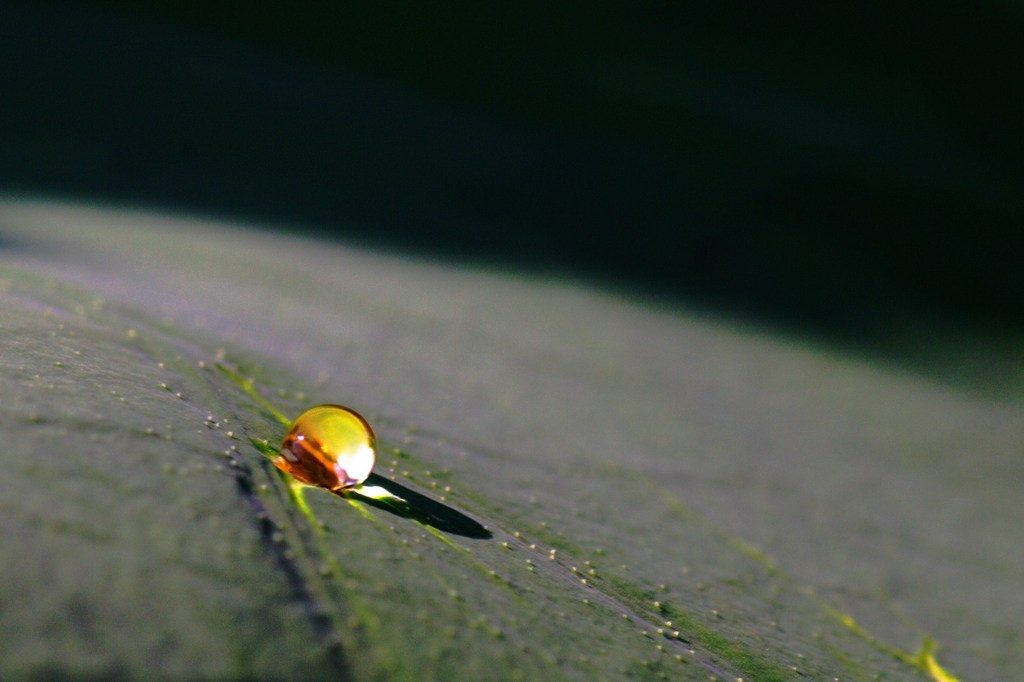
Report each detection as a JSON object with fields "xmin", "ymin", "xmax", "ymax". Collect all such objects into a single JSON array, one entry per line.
[{"xmin": 275, "ymin": 404, "xmax": 377, "ymax": 490}]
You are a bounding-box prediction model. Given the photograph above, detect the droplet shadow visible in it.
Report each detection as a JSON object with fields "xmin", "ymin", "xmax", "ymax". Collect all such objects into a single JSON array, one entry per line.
[
  {"xmin": 246, "ymin": 433, "xmax": 490, "ymax": 539},
  {"xmin": 342, "ymin": 474, "xmax": 491, "ymax": 540}
]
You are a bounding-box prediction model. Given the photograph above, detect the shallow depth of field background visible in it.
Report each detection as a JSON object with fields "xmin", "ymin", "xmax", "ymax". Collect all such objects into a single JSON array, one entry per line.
[{"xmin": 2, "ymin": 0, "xmax": 1022, "ymax": 398}]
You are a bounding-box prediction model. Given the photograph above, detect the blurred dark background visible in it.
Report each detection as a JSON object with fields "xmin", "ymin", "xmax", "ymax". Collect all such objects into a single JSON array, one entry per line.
[{"xmin": 1, "ymin": 1, "xmax": 1021, "ymax": 394}]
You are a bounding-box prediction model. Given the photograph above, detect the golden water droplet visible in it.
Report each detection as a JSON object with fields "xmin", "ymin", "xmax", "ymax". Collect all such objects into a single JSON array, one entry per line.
[{"xmin": 276, "ymin": 404, "xmax": 377, "ymax": 490}]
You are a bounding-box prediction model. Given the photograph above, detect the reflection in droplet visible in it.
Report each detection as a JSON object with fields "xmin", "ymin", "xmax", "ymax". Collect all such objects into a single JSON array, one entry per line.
[{"xmin": 276, "ymin": 404, "xmax": 376, "ymax": 490}]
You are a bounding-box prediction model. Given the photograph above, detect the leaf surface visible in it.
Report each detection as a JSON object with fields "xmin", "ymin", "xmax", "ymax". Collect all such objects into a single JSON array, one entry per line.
[{"xmin": 1, "ymin": 200, "xmax": 1020, "ymax": 680}]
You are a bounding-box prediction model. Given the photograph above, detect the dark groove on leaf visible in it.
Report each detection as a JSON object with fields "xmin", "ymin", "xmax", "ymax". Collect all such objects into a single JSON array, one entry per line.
[{"xmin": 231, "ymin": 464, "xmax": 352, "ymax": 679}]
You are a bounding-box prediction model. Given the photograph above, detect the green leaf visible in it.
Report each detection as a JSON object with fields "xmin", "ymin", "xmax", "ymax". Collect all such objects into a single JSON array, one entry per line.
[{"xmin": 1, "ymin": 199, "xmax": 1019, "ymax": 680}]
